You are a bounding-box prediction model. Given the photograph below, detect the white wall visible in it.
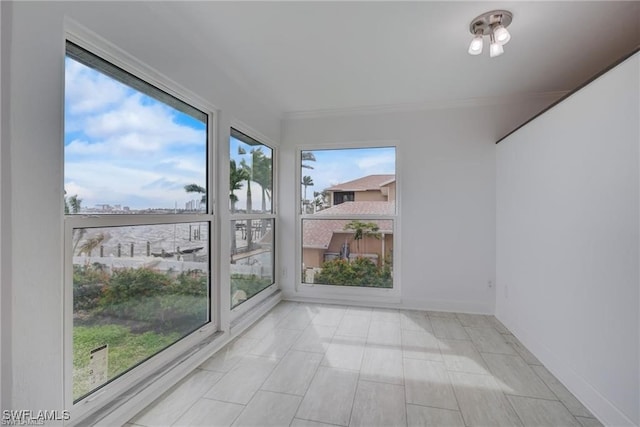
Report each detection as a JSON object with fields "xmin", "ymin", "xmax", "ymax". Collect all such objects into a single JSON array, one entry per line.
[
  {"xmin": 0, "ymin": 0, "xmax": 10, "ymax": 414},
  {"xmin": 2, "ymin": 1, "xmax": 280, "ymax": 416},
  {"xmin": 280, "ymin": 96, "xmax": 560, "ymax": 313},
  {"xmin": 496, "ymin": 53, "xmax": 639, "ymax": 426}
]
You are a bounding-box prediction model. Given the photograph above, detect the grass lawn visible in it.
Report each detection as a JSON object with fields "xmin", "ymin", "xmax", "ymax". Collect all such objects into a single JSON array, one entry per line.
[{"xmin": 73, "ymin": 324, "xmax": 179, "ymax": 401}]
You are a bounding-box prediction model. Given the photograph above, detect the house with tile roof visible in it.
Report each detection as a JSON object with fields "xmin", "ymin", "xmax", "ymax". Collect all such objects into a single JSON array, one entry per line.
[
  {"xmin": 325, "ymin": 174, "xmax": 396, "ymax": 207},
  {"xmin": 302, "ymin": 175, "xmax": 395, "ymax": 281}
]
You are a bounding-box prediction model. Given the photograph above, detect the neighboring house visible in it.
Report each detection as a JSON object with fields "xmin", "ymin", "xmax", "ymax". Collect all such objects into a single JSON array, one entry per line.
[
  {"xmin": 302, "ymin": 175, "xmax": 396, "ymax": 278},
  {"xmin": 325, "ymin": 174, "xmax": 395, "ymax": 206}
]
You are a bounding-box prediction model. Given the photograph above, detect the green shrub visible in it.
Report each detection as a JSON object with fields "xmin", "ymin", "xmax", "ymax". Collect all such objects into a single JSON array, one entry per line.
[
  {"xmin": 73, "ymin": 264, "xmax": 109, "ymax": 311},
  {"xmin": 314, "ymin": 257, "xmax": 392, "ymax": 288}
]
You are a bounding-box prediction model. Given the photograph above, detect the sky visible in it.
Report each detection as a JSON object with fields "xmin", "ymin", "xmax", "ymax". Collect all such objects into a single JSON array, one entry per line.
[
  {"xmin": 300, "ymin": 147, "xmax": 396, "ymax": 201},
  {"xmin": 64, "ymin": 57, "xmax": 207, "ymax": 211},
  {"xmin": 64, "ymin": 56, "xmax": 393, "ymax": 212}
]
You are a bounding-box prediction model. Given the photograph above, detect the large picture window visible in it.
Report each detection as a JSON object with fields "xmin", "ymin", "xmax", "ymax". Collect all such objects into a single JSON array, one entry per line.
[
  {"xmin": 300, "ymin": 147, "xmax": 396, "ymax": 288},
  {"xmin": 64, "ymin": 42, "xmax": 213, "ymax": 403},
  {"xmin": 229, "ymin": 129, "xmax": 275, "ymax": 308}
]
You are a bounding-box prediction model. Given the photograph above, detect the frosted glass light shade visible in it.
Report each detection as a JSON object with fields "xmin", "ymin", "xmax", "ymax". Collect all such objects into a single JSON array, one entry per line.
[
  {"xmin": 489, "ymin": 42, "xmax": 504, "ymax": 58},
  {"xmin": 493, "ymin": 25, "xmax": 511, "ymax": 45},
  {"xmin": 468, "ymin": 35, "xmax": 483, "ymax": 55}
]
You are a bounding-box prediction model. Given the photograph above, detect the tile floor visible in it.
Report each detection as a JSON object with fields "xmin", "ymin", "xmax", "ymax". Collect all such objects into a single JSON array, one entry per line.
[{"xmin": 128, "ymin": 302, "xmax": 603, "ymax": 427}]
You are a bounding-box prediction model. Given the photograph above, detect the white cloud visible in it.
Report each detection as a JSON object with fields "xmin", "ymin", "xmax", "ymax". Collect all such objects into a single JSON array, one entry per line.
[
  {"xmin": 64, "ymin": 59, "xmax": 207, "ymax": 210},
  {"xmin": 356, "ymin": 152, "xmax": 396, "ymax": 172},
  {"xmin": 65, "ymin": 59, "xmax": 128, "ymax": 115}
]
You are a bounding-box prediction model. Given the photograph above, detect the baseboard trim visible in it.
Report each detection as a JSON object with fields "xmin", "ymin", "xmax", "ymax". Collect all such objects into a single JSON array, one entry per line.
[{"xmin": 501, "ymin": 320, "xmax": 637, "ymax": 427}]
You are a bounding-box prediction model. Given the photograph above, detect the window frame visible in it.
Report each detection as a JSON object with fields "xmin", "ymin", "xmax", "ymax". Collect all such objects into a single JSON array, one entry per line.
[
  {"xmin": 62, "ymin": 35, "xmax": 219, "ymax": 420},
  {"xmin": 296, "ymin": 142, "xmax": 401, "ymax": 303},
  {"xmin": 228, "ymin": 124, "xmax": 279, "ymax": 321}
]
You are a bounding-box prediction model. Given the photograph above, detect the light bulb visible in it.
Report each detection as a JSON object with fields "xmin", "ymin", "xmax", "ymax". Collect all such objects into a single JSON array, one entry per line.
[
  {"xmin": 493, "ymin": 25, "xmax": 511, "ymax": 45},
  {"xmin": 489, "ymin": 41, "xmax": 504, "ymax": 58},
  {"xmin": 468, "ymin": 35, "xmax": 483, "ymax": 55},
  {"xmin": 489, "ymin": 32, "xmax": 504, "ymax": 57}
]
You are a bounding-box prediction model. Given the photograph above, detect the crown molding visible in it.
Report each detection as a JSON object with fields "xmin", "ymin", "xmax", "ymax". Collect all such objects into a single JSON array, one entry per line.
[{"xmin": 282, "ymin": 91, "xmax": 569, "ymax": 121}]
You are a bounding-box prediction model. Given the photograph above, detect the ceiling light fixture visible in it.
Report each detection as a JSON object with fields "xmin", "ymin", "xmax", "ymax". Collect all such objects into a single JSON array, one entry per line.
[
  {"xmin": 489, "ymin": 33, "xmax": 504, "ymax": 58},
  {"xmin": 468, "ymin": 10, "xmax": 513, "ymax": 58}
]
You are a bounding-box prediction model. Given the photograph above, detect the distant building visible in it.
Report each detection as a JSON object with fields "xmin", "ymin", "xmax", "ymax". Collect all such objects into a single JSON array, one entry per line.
[
  {"xmin": 326, "ymin": 174, "xmax": 395, "ymax": 207},
  {"xmin": 302, "ymin": 174, "xmax": 395, "ymax": 276}
]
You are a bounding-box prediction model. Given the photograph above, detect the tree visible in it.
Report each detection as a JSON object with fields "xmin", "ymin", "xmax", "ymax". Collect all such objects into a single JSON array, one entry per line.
[
  {"xmin": 230, "ymin": 159, "xmax": 248, "ymax": 257},
  {"xmin": 184, "ymin": 183, "xmax": 206, "ymax": 206},
  {"xmin": 301, "ymin": 151, "xmax": 316, "ymax": 170},
  {"xmin": 64, "ymin": 190, "xmax": 82, "ymax": 214},
  {"xmin": 302, "ymin": 175, "xmax": 314, "ymax": 212},
  {"xmin": 313, "ymin": 191, "xmax": 329, "ymax": 212},
  {"xmin": 229, "ymin": 159, "xmax": 247, "ymax": 213},
  {"xmin": 240, "ymin": 157, "xmax": 254, "ymax": 250},
  {"xmin": 251, "ymin": 148, "xmax": 272, "ymax": 214},
  {"xmin": 344, "ymin": 220, "xmax": 381, "ymax": 254},
  {"xmin": 77, "ymin": 233, "xmax": 106, "ymax": 257}
]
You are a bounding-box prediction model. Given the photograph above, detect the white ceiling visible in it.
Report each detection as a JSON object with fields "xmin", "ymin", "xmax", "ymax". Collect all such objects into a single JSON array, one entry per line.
[{"xmin": 147, "ymin": 2, "xmax": 638, "ymax": 116}]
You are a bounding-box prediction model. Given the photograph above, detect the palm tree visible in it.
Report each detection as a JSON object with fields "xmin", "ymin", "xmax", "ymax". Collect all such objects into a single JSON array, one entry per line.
[
  {"xmin": 240, "ymin": 157, "xmax": 254, "ymax": 249},
  {"xmin": 230, "ymin": 159, "xmax": 247, "ymax": 213},
  {"xmin": 313, "ymin": 190, "xmax": 329, "ymax": 212},
  {"xmin": 344, "ymin": 220, "xmax": 381, "ymax": 254},
  {"xmin": 77, "ymin": 233, "xmax": 106, "ymax": 257},
  {"xmin": 301, "ymin": 151, "xmax": 316, "ymax": 170},
  {"xmin": 251, "ymin": 148, "xmax": 272, "ymax": 214},
  {"xmin": 64, "ymin": 190, "xmax": 82, "ymax": 214},
  {"xmin": 302, "ymin": 176, "xmax": 314, "ymax": 212},
  {"xmin": 184, "ymin": 183, "xmax": 206, "ymax": 208},
  {"xmin": 230, "ymin": 159, "xmax": 248, "ymax": 257},
  {"xmin": 69, "ymin": 195, "xmax": 82, "ymax": 214}
]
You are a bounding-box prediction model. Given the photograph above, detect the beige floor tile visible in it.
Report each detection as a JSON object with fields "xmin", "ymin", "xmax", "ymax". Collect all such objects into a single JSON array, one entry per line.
[
  {"xmin": 507, "ymin": 395, "xmax": 581, "ymax": 427},
  {"xmin": 575, "ymin": 416, "xmax": 604, "ymax": 427},
  {"xmin": 371, "ymin": 308, "xmax": 401, "ymax": 323},
  {"xmin": 231, "ymin": 390, "xmax": 301, "ymax": 426},
  {"xmin": 292, "ymin": 324, "xmax": 336, "ymax": 353},
  {"xmin": 406, "ymin": 404, "xmax": 465, "ymax": 427},
  {"xmin": 403, "ymin": 358, "xmax": 458, "ymax": 410},
  {"xmin": 131, "ymin": 302, "xmax": 602, "ymax": 427},
  {"xmin": 322, "ymin": 335, "xmax": 366, "ymax": 371},
  {"xmin": 367, "ymin": 320, "xmax": 402, "ymax": 346},
  {"xmin": 401, "ymin": 329, "xmax": 442, "ymax": 362},
  {"xmin": 291, "ymin": 419, "xmax": 338, "ymax": 427},
  {"xmin": 349, "ymin": 381, "xmax": 406, "ymax": 427},
  {"xmin": 531, "ymin": 365, "xmax": 594, "ymax": 417},
  {"xmin": 465, "ymin": 326, "xmax": 516, "ymax": 354},
  {"xmin": 335, "ymin": 314, "xmax": 371, "ymax": 338},
  {"xmin": 242, "ymin": 315, "xmax": 282, "ymax": 340},
  {"xmin": 438, "ymin": 339, "xmax": 490, "ymax": 375},
  {"xmin": 449, "ymin": 371, "xmax": 522, "ymax": 427},
  {"xmin": 503, "ymin": 334, "xmax": 542, "ymax": 365},
  {"xmin": 361, "ymin": 346, "xmax": 404, "ymax": 385},
  {"xmin": 482, "ymin": 353, "xmax": 555, "ymax": 399},
  {"xmin": 261, "ymin": 350, "xmax": 323, "ymax": 396},
  {"xmin": 311, "ymin": 305, "xmax": 347, "ymax": 326},
  {"xmin": 426, "ymin": 310, "xmax": 459, "ymax": 319},
  {"xmin": 430, "ymin": 317, "xmax": 469, "ymax": 340},
  {"xmin": 485, "ymin": 315, "xmax": 510, "ymax": 333},
  {"xmin": 132, "ymin": 369, "xmax": 223, "ymax": 427},
  {"xmin": 249, "ymin": 328, "xmax": 301, "ymax": 358},
  {"xmin": 456, "ymin": 313, "xmax": 492, "ymax": 328},
  {"xmin": 199, "ymin": 337, "xmax": 260, "ymax": 373},
  {"xmin": 345, "ymin": 306, "xmax": 373, "ymax": 317},
  {"xmin": 204, "ymin": 356, "xmax": 278, "ymax": 404},
  {"xmin": 295, "ymin": 367, "xmax": 359, "ymax": 426},
  {"xmin": 278, "ymin": 306, "xmax": 317, "ymax": 330},
  {"xmin": 400, "ymin": 310, "xmax": 433, "ymax": 332},
  {"xmin": 171, "ymin": 398, "xmax": 244, "ymax": 427}
]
